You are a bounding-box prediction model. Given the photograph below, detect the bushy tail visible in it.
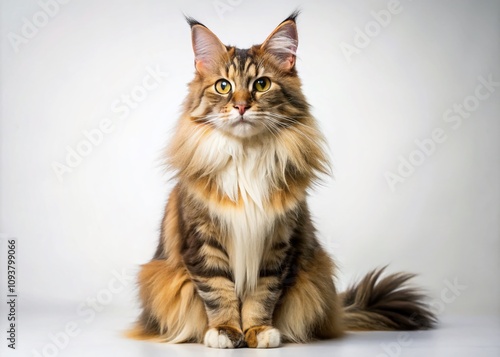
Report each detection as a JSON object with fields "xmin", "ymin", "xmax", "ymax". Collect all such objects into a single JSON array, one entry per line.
[{"xmin": 340, "ymin": 267, "xmax": 437, "ymax": 331}]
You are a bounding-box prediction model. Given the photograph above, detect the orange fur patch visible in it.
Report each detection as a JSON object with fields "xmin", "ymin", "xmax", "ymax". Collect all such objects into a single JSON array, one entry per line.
[
  {"xmin": 245, "ymin": 326, "xmax": 269, "ymax": 348},
  {"xmin": 135, "ymin": 259, "xmax": 207, "ymax": 343}
]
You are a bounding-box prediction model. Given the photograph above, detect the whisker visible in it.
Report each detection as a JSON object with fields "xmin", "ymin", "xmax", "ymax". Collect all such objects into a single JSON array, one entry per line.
[
  {"xmin": 252, "ymin": 112, "xmax": 316, "ymax": 130},
  {"xmin": 254, "ymin": 113, "xmax": 318, "ymax": 141},
  {"xmin": 260, "ymin": 120, "xmax": 281, "ymax": 142},
  {"xmin": 263, "ymin": 113, "xmax": 317, "ymax": 130}
]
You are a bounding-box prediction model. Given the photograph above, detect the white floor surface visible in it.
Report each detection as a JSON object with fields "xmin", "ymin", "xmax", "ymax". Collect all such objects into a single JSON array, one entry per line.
[{"xmin": 2, "ymin": 308, "xmax": 499, "ymax": 357}]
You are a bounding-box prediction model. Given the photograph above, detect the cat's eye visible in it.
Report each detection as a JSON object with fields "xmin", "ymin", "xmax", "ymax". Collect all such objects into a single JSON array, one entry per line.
[
  {"xmin": 215, "ymin": 79, "xmax": 232, "ymax": 94},
  {"xmin": 254, "ymin": 77, "xmax": 271, "ymax": 92}
]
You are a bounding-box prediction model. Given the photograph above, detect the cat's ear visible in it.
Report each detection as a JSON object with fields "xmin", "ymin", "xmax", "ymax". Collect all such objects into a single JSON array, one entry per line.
[
  {"xmin": 187, "ymin": 17, "xmax": 227, "ymax": 74},
  {"xmin": 261, "ymin": 12, "xmax": 299, "ymax": 71}
]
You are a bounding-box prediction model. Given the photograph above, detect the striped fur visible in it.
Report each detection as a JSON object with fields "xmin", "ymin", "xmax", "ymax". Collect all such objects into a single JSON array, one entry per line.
[{"xmin": 127, "ymin": 12, "xmax": 436, "ymax": 348}]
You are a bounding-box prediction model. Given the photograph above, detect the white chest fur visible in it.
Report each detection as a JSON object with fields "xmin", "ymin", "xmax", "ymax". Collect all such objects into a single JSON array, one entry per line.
[{"xmin": 213, "ymin": 138, "xmax": 278, "ymax": 296}]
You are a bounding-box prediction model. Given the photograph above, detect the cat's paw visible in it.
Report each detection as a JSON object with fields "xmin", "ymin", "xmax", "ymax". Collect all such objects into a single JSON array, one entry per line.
[
  {"xmin": 204, "ymin": 326, "xmax": 245, "ymax": 349},
  {"xmin": 245, "ymin": 326, "xmax": 281, "ymax": 348}
]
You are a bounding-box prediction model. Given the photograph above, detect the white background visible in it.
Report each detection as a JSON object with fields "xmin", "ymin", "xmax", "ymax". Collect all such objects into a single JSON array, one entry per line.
[{"xmin": 1, "ymin": 1, "xmax": 499, "ymax": 352}]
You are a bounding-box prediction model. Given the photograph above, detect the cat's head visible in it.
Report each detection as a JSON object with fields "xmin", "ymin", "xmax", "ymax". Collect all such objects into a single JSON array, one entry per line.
[{"xmin": 184, "ymin": 12, "xmax": 309, "ymax": 139}]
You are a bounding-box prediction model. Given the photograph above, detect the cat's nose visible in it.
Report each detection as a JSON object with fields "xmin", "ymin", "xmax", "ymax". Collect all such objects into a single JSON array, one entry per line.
[{"xmin": 233, "ymin": 103, "xmax": 250, "ymax": 115}]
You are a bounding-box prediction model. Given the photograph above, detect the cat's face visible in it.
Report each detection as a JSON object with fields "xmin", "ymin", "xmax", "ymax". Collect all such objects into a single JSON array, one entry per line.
[{"xmin": 186, "ymin": 14, "xmax": 308, "ymax": 139}]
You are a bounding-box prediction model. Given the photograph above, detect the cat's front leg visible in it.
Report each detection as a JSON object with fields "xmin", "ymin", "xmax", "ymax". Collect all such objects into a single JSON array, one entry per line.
[
  {"xmin": 182, "ymin": 236, "xmax": 244, "ymax": 348},
  {"xmin": 196, "ymin": 275, "xmax": 245, "ymax": 348},
  {"xmin": 241, "ymin": 266, "xmax": 284, "ymax": 348}
]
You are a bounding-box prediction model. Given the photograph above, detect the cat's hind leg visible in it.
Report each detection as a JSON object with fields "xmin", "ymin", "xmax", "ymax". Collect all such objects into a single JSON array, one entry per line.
[
  {"xmin": 272, "ymin": 247, "xmax": 345, "ymax": 343},
  {"xmin": 127, "ymin": 259, "xmax": 207, "ymax": 343}
]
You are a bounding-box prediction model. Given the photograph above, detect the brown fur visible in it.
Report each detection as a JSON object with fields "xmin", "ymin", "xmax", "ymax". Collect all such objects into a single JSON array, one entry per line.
[
  {"xmin": 128, "ymin": 12, "xmax": 436, "ymax": 348},
  {"xmin": 341, "ymin": 267, "xmax": 437, "ymax": 331}
]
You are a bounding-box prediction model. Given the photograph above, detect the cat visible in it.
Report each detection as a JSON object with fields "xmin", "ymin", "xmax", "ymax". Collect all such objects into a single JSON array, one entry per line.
[{"xmin": 127, "ymin": 12, "xmax": 436, "ymax": 348}]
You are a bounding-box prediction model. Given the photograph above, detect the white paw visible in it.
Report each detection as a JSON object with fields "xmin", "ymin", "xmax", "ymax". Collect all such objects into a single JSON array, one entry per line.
[
  {"xmin": 256, "ymin": 328, "xmax": 281, "ymax": 348},
  {"xmin": 204, "ymin": 328, "xmax": 234, "ymax": 349}
]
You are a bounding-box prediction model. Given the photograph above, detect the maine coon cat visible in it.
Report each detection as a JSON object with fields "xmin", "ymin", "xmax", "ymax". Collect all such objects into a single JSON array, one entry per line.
[{"xmin": 128, "ymin": 12, "xmax": 436, "ymax": 348}]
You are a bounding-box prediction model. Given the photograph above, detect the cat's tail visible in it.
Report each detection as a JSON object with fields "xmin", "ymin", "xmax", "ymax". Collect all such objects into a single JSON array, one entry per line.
[{"xmin": 340, "ymin": 267, "xmax": 437, "ymax": 331}]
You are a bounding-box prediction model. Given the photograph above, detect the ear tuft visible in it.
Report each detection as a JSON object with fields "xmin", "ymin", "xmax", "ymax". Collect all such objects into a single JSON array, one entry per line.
[
  {"xmin": 188, "ymin": 19, "xmax": 227, "ymax": 74},
  {"xmin": 185, "ymin": 15, "xmax": 204, "ymax": 28},
  {"xmin": 283, "ymin": 9, "xmax": 301, "ymax": 24},
  {"xmin": 261, "ymin": 13, "xmax": 300, "ymax": 71}
]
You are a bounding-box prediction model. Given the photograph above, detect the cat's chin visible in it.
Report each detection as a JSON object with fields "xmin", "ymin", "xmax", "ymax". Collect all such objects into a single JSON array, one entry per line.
[{"xmin": 221, "ymin": 122, "xmax": 265, "ymax": 140}]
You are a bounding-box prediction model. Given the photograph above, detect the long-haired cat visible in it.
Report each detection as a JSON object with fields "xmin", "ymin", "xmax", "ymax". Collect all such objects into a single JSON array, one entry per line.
[{"xmin": 128, "ymin": 12, "xmax": 436, "ymax": 348}]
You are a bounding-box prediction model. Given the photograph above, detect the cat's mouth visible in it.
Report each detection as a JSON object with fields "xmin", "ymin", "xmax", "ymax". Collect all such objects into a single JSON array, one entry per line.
[
  {"xmin": 231, "ymin": 116, "xmax": 254, "ymax": 127},
  {"xmin": 222, "ymin": 114, "xmax": 263, "ymax": 138}
]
